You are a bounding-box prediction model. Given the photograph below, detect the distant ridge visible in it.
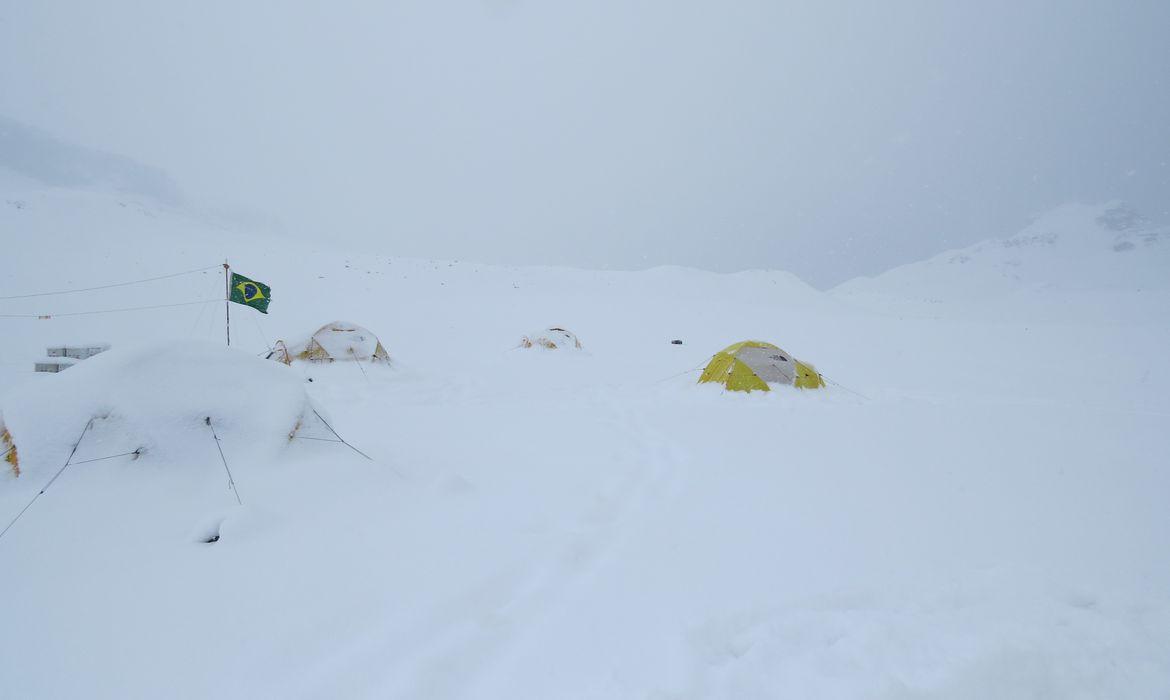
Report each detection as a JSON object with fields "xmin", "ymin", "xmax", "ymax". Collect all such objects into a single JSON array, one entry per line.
[
  {"xmin": 0, "ymin": 115, "xmax": 182, "ymax": 205},
  {"xmin": 835, "ymin": 202, "xmax": 1168, "ymax": 301}
]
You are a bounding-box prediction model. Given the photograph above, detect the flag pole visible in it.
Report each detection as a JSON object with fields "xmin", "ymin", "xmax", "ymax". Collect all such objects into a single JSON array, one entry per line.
[{"xmin": 223, "ymin": 260, "xmax": 231, "ymax": 347}]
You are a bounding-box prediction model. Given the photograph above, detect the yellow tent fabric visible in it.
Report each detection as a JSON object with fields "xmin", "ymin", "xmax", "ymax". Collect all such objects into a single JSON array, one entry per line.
[
  {"xmin": 698, "ymin": 340, "xmax": 825, "ymax": 392},
  {"xmin": 1, "ymin": 417, "xmax": 17, "ymax": 477},
  {"xmin": 794, "ymin": 360, "xmax": 826, "ymax": 389}
]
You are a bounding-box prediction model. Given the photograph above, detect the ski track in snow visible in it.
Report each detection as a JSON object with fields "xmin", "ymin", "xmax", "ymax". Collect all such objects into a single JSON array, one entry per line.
[{"xmin": 306, "ymin": 396, "xmax": 684, "ymax": 699}]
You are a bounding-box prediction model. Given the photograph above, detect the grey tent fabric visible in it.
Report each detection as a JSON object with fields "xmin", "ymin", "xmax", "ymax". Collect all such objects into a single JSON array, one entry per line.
[{"xmin": 734, "ymin": 345, "xmax": 796, "ymax": 385}]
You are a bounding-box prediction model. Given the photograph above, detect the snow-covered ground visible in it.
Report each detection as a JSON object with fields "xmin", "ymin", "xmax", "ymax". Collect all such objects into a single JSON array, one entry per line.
[{"xmin": 2, "ymin": 181, "xmax": 1168, "ymax": 698}]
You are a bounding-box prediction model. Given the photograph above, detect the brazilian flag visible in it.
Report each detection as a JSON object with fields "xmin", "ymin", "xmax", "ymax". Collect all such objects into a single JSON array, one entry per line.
[{"xmin": 229, "ymin": 272, "xmax": 271, "ymax": 314}]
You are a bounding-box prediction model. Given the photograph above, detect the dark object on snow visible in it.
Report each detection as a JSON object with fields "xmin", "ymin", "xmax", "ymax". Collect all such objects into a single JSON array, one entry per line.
[
  {"xmin": 671, "ymin": 339, "xmax": 683, "ymax": 345},
  {"xmin": 203, "ymin": 534, "xmax": 220, "ymax": 544}
]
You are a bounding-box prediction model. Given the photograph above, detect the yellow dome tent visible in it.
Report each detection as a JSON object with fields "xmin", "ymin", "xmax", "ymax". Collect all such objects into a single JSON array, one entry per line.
[{"xmin": 698, "ymin": 340, "xmax": 825, "ymax": 392}]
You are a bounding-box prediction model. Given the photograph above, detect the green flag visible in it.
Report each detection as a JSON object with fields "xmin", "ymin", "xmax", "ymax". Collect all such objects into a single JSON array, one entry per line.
[{"xmin": 229, "ymin": 272, "xmax": 271, "ymax": 313}]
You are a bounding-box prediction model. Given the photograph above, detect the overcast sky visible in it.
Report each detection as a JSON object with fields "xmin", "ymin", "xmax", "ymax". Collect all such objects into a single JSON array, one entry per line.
[{"xmin": 2, "ymin": 1, "xmax": 1167, "ymax": 286}]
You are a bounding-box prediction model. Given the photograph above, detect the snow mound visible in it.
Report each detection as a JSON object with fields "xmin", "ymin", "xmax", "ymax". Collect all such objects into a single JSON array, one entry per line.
[
  {"xmin": 835, "ymin": 202, "xmax": 1169, "ymax": 302},
  {"xmin": 1, "ymin": 341, "xmax": 314, "ymax": 480}
]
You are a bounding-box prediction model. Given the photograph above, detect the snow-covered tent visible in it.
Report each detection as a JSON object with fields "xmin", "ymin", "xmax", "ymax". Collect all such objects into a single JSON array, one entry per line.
[
  {"xmin": 285, "ymin": 322, "xmax": 391, "ymax": 364},
  {"xmin": 265, "ymin": 340, "xmax": 292, "ymax": 365},
  {"xmin": 519, "ymin": 327, "xmax": 583, "ymax": 350},
  {"xmin": 698, "ymin": 341, "xmax": 825, "ymax": 392},
  {"xmin": 0, "ymin": 341, "xmax": 328, "ymax": 483}
]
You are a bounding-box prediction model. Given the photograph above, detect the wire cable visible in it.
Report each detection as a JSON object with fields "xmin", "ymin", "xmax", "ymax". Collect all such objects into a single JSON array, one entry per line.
[
  {"xmin": 205, "ymin": 417, "xmax": 242, "ymax": 506},
  {"xmin": 250, "ymin": 313, "xmax": 273, "ymax": 352},
  {"xmin": 69, "ymin": 449, "xmax": 142, "ymax": 466},
  {"xmin": 187, "ymin": 299, "xmax": 214, "ymax": 337},
  {"xmin": 310, "ymin": 408, "xmax": 373, "ymax": 461},
  {"xmin": 0, "ymin": 265, "xmax": 220, "ymax": 300},
  {"xmin": 0, "ymin": 299, "xmax": 218, "ymax": 320},
  {"xmin": 651, "ymin": 364, "xmax": 705, "ymax": 385},
  {"xmin": 347, "ymin": 348, "xmax": 371, "ymax": 383},
  {"xmin": 823, "ymin": 376, "xmax": 871, "ymax": 401},
  {"xmin": 0, "ymin": 418, "xmax": 94, "ymax": 543}
]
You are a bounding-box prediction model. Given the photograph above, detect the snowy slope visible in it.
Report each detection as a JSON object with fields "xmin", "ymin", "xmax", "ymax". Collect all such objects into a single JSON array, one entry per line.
[
  {"xmin": 2, "ymin": 184, "xmax": 1169, "ymax": 698},
  {"xmin": 834, "ymin": 202, "xmax": 1170, "ymax": 321},
  {"xmin": 0, "ymin": 117, "xmax": 182, "ymax": 205}
]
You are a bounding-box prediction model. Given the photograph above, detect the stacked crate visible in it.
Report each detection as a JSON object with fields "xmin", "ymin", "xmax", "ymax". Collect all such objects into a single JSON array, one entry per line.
[{"xmin": 34, "ymin": 344, "xmax": 110, "ymax": 373}]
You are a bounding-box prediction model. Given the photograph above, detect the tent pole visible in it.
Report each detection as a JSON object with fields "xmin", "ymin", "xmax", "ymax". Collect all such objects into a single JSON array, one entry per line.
[{"xmin": 223, "ymin": 260, "xmax": 231, "ymax": 347}]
